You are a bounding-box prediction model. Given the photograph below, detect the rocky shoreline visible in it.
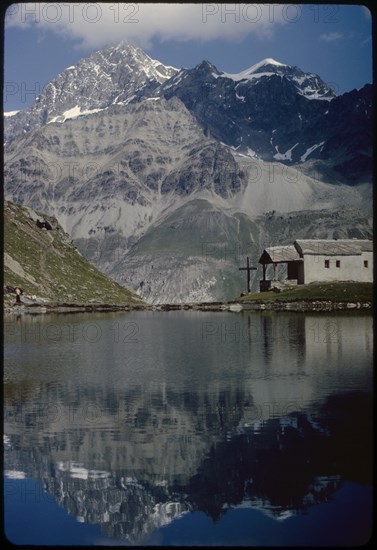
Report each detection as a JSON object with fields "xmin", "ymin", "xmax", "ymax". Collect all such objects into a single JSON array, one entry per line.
[{"xmin": 4, "ymin": 299, "xmax": 372, "ymax": 316}]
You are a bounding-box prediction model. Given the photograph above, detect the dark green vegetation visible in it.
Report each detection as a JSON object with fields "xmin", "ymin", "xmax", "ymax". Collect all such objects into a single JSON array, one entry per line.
[
  {"xmin": 237, "ymin": 281, "xmax": 373, "ymax": 304},
  {"xmin": 4, "ymin": 201, "xmax": 142, "ymax": 304}
]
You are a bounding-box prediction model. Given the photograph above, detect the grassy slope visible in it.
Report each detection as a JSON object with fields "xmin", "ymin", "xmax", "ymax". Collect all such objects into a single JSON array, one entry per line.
[
  {"xmin": 4, "ymin": 201, "xmax": 143, "ymax": 304},
  {"xmin": 236, "ymin": 281, "xmax": 373, "ymax": 303}
]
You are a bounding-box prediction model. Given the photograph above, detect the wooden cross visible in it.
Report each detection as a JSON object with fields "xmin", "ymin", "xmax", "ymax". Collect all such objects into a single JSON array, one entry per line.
[{"xmin": 239, "ymin": 256, "xmax": 257, "ymax": 294}]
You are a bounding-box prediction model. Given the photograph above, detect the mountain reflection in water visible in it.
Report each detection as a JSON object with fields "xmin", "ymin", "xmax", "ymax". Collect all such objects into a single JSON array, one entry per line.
[{"xmin": 4, "ymin": 311, "xmax": 373, "ymax": 544}]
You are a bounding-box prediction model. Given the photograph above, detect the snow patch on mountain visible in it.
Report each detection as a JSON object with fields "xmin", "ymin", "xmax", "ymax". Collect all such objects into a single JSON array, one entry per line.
[
  {"xmin": 48, "ymin": 105, "xmax": 105, "ymax": 124},
  {"xmin": 247, "ymin": 147, "xmax": 259, "ymax": 159},
  {"xmin": 222, "ymin": 70, "xmax": 274, "ymax": 82},
  {"xmin": 297, "ymin": 86, "xmax": 333, "ymax": 101},
  {"xmin": 235, "ymin": 89, "xmax": 246, "ymax": 101},
  {"xmin": 216, "ymin": 58, "xmax": 335, "ymax": 102},
  {"xmin": 223, "ymin": 58, "xmax": 287, "ymax": 81},
  {"xmin": 300, "ymin": 141, "xmax": 325, "ymax": 162},
  {"xmin": 249, "ymin": 57, "xmax": 287, "ymax": 70},
  {"xmin": 273, "ymin": 143, "xmax": 299, "ymax": 161}
]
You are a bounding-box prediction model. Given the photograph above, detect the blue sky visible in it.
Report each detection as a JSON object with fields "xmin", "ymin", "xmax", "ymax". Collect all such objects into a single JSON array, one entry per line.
[{"xmin": 3, "ymin": 3, "xmax": 373, "ymax": 112}]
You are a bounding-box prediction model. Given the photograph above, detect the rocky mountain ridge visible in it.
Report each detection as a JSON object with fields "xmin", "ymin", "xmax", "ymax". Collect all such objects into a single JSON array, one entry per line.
[
  {"xmin": 4, "ymin": 42, "xmax": 178, "ymax": 142},
  {"xmin": 4, "ymin": 43, "xmax": 373, "ymax": 303},
  {"xmin": 156, "ymin": 58, "xmax": 372, "ymax": 181}
]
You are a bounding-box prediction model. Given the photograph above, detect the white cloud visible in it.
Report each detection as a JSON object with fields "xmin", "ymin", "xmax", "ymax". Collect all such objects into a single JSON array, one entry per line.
[
  {"xmin": 5, "ymin": 3, "xmax": 288, "ymax": 49},
  {"xmin": 319, "ymin": 32, "xmax": 343, "ymax": 43}
]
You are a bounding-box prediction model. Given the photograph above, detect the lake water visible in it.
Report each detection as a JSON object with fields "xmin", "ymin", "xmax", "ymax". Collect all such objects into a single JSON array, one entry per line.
[{"xmin": 4, "ymin": 310, "xmax": 373, "ymax": 546}]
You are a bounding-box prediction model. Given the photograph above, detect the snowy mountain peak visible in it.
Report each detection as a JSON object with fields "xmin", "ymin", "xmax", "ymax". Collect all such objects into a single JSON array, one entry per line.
[
  {"xmin": 164, "ymin": 58, "xmax": 290, "ymax": 87},
  {"xmin": 85, "ymin": 42, "xmax": 178, "ymax": 82},
  {"xmin": 249, "ymin": 58, "xmax": 287, "ymax": 72},
  {"xmin": 221, "ymin": 58, "xmax": 288, "ymax": 81},
  {"xmin": 4, "ymin": 42, "xmax": 179, "ymax": 142},
  {"xmin": 219, "ymin": 58, "xmax": 335, "ymax": 101}
]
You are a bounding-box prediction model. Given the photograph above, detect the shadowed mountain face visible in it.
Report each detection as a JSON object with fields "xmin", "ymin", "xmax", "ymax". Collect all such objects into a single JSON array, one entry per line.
[
  {"xmin": 4, "ymin": 45, "xmax": 373, "ymax": 303},
  {"xmin": 156, "ymin": 59, "xmax": 372, "ymax": 181}
]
